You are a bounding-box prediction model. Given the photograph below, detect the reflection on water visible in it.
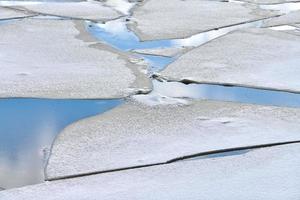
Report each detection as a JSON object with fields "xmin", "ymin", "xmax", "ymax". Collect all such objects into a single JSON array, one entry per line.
[
  {"xmin": 0, "ymin": 98, "xmax": 122, "ymax": 189},
  {"xmin": 87, "ymin": 18, "xmax": 262, "ymax": 50},
  {"xmin": 87, "ymin": 19, "xmax": 174, "ymax": 51},
  {"xmin": 186, "ymin": 149, "xmax": 251, "ymax": 161},
  {"xmin": 141, "ymin": 54, "xmax": 175, "ymax": 73},
  {"xmin": 87, "ymin": 18, "xmax": 262, "ymax": 73},
  {"xmin": 134, "ymin": 80, "xmax": 300, "ymax": 107}
]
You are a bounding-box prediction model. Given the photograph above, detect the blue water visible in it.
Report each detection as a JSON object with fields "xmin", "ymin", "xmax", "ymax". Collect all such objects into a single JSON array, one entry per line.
[
  {"xmin": 86, "ymin": 19, "xmax": 262, "ymax": 73},
  {"xmin": 150, "ymin": 80, "xmax": 300, "ymax": 108},
  {"xmin": 141, "ymin": 54, "xmax": 175, "ymax": 72},
  {"xmin": 192, "ymin": 84, "xmax": 300, "ymax": 108},
  {"xmin": 86, "ymin": 22, "xmax": 173, "ymax": 51},
  {"xmin": 0, "ymin": 98, "xmax": 122, "ymax": 189},
  {"xmin": 187, "ymin": 149, "xmax": 251, "ymax": 161},
  {"xmin": 87, "ymin": 22, "xmax": 175, "ymax": 72}
]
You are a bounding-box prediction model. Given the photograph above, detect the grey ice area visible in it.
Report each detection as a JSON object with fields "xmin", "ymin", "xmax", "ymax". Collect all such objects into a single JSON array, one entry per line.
[
  {"xmin": 1, "ymin": 0, "xmax": 121, "ymax": 21},
  {"xmin": 46, "ymin": 100, "xmax": 300, "ymax": 180},
  {"xmin": 263, "ymin": 10, "xmax": 300, "ymax": 27},
  {"xmin": 259, "ymin": 2, "xmax": 300, "ymax": 14},
  {"xmin": 0, "ymin": 19, "xmax": 150, "ymax": 98},
  {"xmin": 161, "ymin": 28, "xmax": 300, "ymax": 93},
  {"xmin": 239, "ymin": 0, "xmax": 300, "ymax": 4},
  {"xmin": 129, "ymin": 0, "xmax": 275, "ymax": 40},
  {"xmin": 0, "ymin": 6, "xmax": 34, "ymax": 20},
  {"xmin": 0, "ymin": 0, "xmax": 84, "ymax": 3},
  {"xmin": 1, "ymin": 143, "xmax": 300, "ymax": 200},
  {"xmin": 102, "ymin": 0, "xmax": 136, "ymax": 15},
  {"xmin": 0, "ymin": 98, "xmax": 122, "ymax": 189}
]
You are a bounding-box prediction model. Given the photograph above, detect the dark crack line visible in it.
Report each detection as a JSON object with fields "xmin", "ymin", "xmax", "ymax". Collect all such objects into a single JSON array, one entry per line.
[
  {"xmin": 167, "ymin": 140, "xmax": 300, "ymax": 163},
  {"xmin": 0, "ymin": 14, "xmax": 38, "ymax": 21},
  {"xmin": 152, "ymin": 75, "xmax": 300, "ymax": 95},
  {"xmin": 2, "ymin": 6, "xmax": 124, "ymax": 23},
  {"xmin": 46, "ymin": 140, "xmax": 300, "ymax": 182}
]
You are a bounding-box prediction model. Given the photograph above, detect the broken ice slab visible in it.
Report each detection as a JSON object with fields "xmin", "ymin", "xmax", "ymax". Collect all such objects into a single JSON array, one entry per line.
[
  {"xmin": 161, "ymin": 28, "xmax": 300, "ymax": 93},
  {"xmin": 0, "ymin": 18, "xmax": 150, "ymax": 98},
  {"xmin": 1, "ymin": 0, "xmax": 121, "ymax": 21},
  {"xmin": 46, "ymin": 100, "xmax": 300, "ymax": 180},
  {"xmin": 129, "ymin": 0, "xmax": 275, "ymax": 40}
]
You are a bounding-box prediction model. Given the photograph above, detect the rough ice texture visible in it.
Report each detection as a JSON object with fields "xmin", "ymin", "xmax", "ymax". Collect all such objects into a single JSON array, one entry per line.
[
  {"xmin": 104, "ymin": 0, "xmax": 135, "ymax": 15},
  {"xmin": 46, "ymin": 100, "xmax": 300, "ymax": 179},
  {"xmin": 0, "ymin": 19, "xmax": 150, "ymax": 98},
  {"xmin": 1, "ymin": 143, "xmax": 300, "ymax": 199},
  {"xmin": 239, "ymin": 0, "xmax": 300, "ymax": 4},
  {"xmin": 0, "ymin": 6, "xmax": 33, "ymax": 20},
  {"xmin": 161, "ymin": 28, "xmax": 300, "ymax": 93},
  {"xmin": 133, "ymin": 47, "xmax": 188, "ymax": 57},
  {"xmin": 129, "ymin": 0, "xmax": 274, "ymax": 41},
  {"xmin": 263, "ymin": 11, "xmax": 300, "ymax": 27},
  {"xmin": 10, "ymin": 0, "xmax": 121, "ymax": 21}
]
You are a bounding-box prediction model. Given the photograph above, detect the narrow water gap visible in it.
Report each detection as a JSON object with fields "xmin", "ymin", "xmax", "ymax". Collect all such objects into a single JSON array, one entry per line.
[
  {"xmin": 134, "ymin": 80, "xmax": 300, "ymax": 108},
  {"xmin": 0, "ymin": 98, "xmax": 123, "ymax": 189},
  {"xmin": 185, "ymin": 149, "xmax": 251, "ymax": 161}
]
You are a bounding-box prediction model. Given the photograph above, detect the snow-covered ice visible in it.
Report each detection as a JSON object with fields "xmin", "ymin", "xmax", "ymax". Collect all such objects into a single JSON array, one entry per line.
[
  {"xmin": 2, "ymin": 0, "xmax": 121, "ymax": 21},
  {"xmin": 161, "ymin": 28, "xmax": 300, "ymax": 93},
  {"xmin": 1, "ymin": 143, "xmax": 300, "ymax": 200},
  {"xmin": 129, "ymin": 0, "xmax": 275, "ymax": 40},
  {"xmin": 46, "ymin": 100, "xmax": 300, "ymax": 180},
  {"xmin": 0, "ymin": 6, "xmax": 34, "ymax": 20},
  {"xmin": 0, "ymin": 19, "xmax": 150, "ymax": 98}
]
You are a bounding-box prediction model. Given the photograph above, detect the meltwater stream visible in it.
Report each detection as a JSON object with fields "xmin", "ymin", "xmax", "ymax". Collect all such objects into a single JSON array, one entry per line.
[
  {"xmin": 133, "ymin": 80, "xmax": 300, "ymax": 107},
  {"xmin": 86, "ymin": 18, "xmax": 263, "ymax": 72},
  {"xmin": 0, "ymin": 99, "xmax": 122, "ymax": 189}
]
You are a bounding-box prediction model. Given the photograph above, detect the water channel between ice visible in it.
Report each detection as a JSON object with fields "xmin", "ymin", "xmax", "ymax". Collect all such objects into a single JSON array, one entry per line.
[{"xmin": 0, "ymin": 0, "xmax": 300, "ymax": 190}]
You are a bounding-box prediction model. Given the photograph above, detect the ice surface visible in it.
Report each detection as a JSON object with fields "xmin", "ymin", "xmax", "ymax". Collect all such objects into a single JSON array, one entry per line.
[
  {"xmin": 46, "ymin": 100, "xmax": 300, "ymax": 179},
  {"xmin": 0, "ymin": 19, "xmax": 150, "ymax": 98},
  {"xmin": 161, "ymin": 28, "xmax": 300, "ymax": 93},
  {"xmin": 1, "ymin": 144, "xmax": 300, "ymax": 200}
]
